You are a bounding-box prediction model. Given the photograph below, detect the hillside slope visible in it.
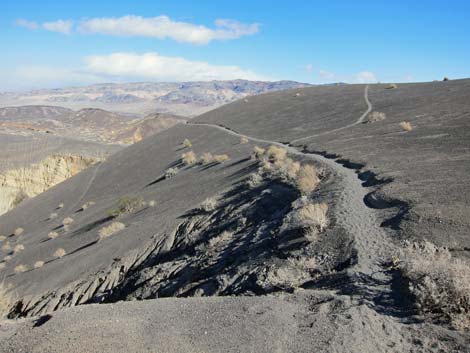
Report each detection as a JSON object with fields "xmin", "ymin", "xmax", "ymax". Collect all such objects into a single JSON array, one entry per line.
[
  {"xmin": 194, "ymin": 79, "xmax": 470, "ymax": 250},
  {"xmin": 0, "ymin": 80, "xmax": 469, "ymax": 352}
]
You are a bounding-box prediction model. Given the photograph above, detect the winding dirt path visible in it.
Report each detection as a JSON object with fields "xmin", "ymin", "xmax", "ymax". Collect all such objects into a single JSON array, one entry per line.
[
  {"xmin": 188, "ymin": 84, "xmax": 392, "ymax": 285},
  {"xmin": 290, "ymin": 85, "xmax": 372, "ymax": 144},
  {"xmin": 64, "ymin": 161, "xmax": 103, "ymax": 214}
]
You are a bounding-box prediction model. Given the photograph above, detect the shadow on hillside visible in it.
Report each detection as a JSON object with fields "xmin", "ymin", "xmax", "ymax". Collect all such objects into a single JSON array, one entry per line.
[
  {"xmin": 146, "ymin": 175, "xmax": 166, "ymax": 187},
  {"xmin": 102, "ymin": 178, "xmax": 307, "ymax": 302},
  {"xmin": 227, "ymin": 162, "xmax": 259, "ymax": 180},
  {"xmin": 302, "ymin": 265, "xmax": 416, "ymax": 320},
  {"xmin": 70, "ymin": 216, "xmax": 115, "ymax": 237}
]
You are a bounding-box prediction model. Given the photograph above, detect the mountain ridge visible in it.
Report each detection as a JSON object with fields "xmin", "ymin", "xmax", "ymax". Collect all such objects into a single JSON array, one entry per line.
[{"xmin": 0, "ymin": 79, "xmax": 313, "ymax": 117}]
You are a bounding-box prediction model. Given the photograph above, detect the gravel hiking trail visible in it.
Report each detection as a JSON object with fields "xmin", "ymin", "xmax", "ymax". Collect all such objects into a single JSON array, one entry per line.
[
  {"xmin": 290, "ymin": 85, "xmax": 372, "ymax": 143},
  {"xmin": 185, "ymin": 90, "xmax": 436, "ymax": 350},
  {"xmin": 188, "ymin": 84, "xmax": 394, "ymax": 300},
  {"xmin": 63, "ymin": 161, "xmax": 103, "ymax": 215}
]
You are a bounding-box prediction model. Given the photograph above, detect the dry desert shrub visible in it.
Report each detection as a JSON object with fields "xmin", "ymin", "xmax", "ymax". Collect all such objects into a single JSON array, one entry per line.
[
  {"xmin": 49, "ymin": 212, "xmax": 58, "ymax": 220},
  {"xmin": 148, "ymin": 200, "xmax": 156, "ymax": 207},
  {"xmin": 247, "ymin": 172, "xmax": 264, "ymax": 188},
  {"xmin": 57, "ymin": 202, "xmax": 64, "ymax": 209},
  {"xmin": 286, "ymin": 159, "xmax": 301, "ymax": 180},
  {"xmin": 399, "ymin": 241, "xmax": 470, "ymax": 329},
  {"xmin": 200, "ymin": 152, "xmax": 214, "ymax": 165},
  {"xmin": 1, "ymin": 242, "xmax": 11, "ymax": 253},
  {"xmin": 13, "ymin": 244, "xmax": 24, "ymax": 253},
  {"xmin": 296, "ymin": 164, "xmax": 320, "ymax": 194},
  {"xmin": 34, "ymin": 261, "xmax": 45, "ymax": 269},
  {"xmin": 200, "ymin": 197, "xmax": 217, "ymax": 212},
  {"xmin": 251, "ymin": 146, "xmax": 266, "ymax": 160},
  {"xmin": 0, "ymin": 235, "xmax": 6, "ymax": 242},
  {"xmin": 262, "ymin": 156, "xmax": 301, "ymax": 182},
  {"xmin": 182, "ymin": 138, "xmax": 192, "ymax": 148},
  {"xmin": 109, "ymin": 196, "xmax": 144, "ymax": 217},
  {"xmin": 99, "ymin": 222, "xmax": 125, "ymax": 241},
  {"xmin": 252, "ymin": 145, "xmax": 320, "ymax": 194},
  {"xmin": 274, "ymin": 158, "xmax": 301, "ymax": 181},
  {"xmin": 295, "ymin": 203, "xmax": 329, "ymax": 231},
  {"xmin": 386, "ymin": 83, "xmax": 398, "ymax": 89},
  {"xmin": 182, "ymin": 151, "xmax": 197, "ymax": 165},
  {"xmin": 13, "ymin": 228, "xmax": 24, "ymax": 236},
  {"xmin": 255, "ymin": 146, "xmax": 302, "ymax": 182},
  {"xmin": 3, "ymin": 255, "xmax": 12, "ymax": 262},
  {"xmin": 364, "ymin": 111, "xmax": 386, "ymax": 124},
  {"xmin": 62, "ymin": 217, "xmax": 74, "ymax": 226},
  {"xmin": 82, "ymin": 201, "xmax": 96, "ymax": 210},
  {"xmin": 240, "ymin": 136, "xmax": 249, "ymax": 144},
  {"xmin": 165, "ymin": 167, "xmax": 179, "ymax": 179},
  {"xmin": 400, "ymin": 121, "xmax": 413, "ymax": 132},
  {"xmin": 54, "ymin": 248, "xmax": 66, "ymax": 258},
  {"xmin": 213, "ymin": 154, "xmax": 230, "ymax": 164},
  {"xmin": 259, "ymin": 158, "xmax": 274, "ymax": 173},
  {"xmin": 48, "ymin": 231, "xmax": 59, "ymax": 239},
  {"xmin": 443, "ymin": 77, "xmax": 449, "ymax": 81},
  {"xmin": 0, "ymin": 262, "xmax": 5, "ymax": 270},
  {"xmin": 14, "ymin": 264, "xmax": 27, "ymax": 273},
  {"xmin": 266, "ymin": 145, "xmax": 287, "ymax": 163}
]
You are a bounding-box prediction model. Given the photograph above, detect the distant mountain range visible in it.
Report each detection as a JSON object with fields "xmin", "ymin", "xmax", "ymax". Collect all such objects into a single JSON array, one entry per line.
[{"xmin": 0, "ymin": 80, "xmax": 312, "ymax": 117}]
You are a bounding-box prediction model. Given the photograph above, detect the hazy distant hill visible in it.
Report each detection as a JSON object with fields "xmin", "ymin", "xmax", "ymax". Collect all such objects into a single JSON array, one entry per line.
[
  {"xmin": 0, "ymin": 80, "xmax": 312, "ymax": 117},
  {"xmin": 0, "ymin": 105, "xmax": 73, "ymax": 120},
  {"xmin": 0, "ymin": 105, "xmax": 186, "ymax": 145}
]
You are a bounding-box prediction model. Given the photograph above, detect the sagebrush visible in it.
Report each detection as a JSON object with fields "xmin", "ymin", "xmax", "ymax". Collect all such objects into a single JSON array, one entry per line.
[
  {"xmin": 399, "ymin": 241, "xmax": 470, "ymax": 329},
  {"xmin": 296, "ymin": 165, "xmax": 320, "ymax": 194},
  {"xmin": 182, "ymin": 151, "xmax": 197, "ymax": 165},
  {"xmin": 54, "ymin": 248, "xmax": 66, "ymax": 258},
  {"xmin": 213, "ymin": 154, "xmax": 230, "ymax": 164},
  {"xmin": 200, "ymin": 197, "xmax": 217, "ymax": 212},
  {"xmin": 400, "ymin": 121, "xmax": 413, "ymax": 132},
  {"xmin": 296, "ymin": 203, "xmax": 329, "ymax": 231},
  {"xmin": 99, "ymin": 222, "xmax": 125, "ymax": 241},
  {"xmin": 108, "ymin": 196, "xmax": 144, "ymax": 217}
]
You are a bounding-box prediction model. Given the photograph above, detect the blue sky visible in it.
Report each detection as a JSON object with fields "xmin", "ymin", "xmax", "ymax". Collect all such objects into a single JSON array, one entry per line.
[{"xmin": 1, "ymin": 0, "xmax": 469, "ymax": 90}]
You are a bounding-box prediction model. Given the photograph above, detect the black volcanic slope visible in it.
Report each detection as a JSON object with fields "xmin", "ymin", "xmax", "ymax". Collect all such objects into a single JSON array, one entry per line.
[
  {"xmin": 195, "ymin": 79, "xmax": 470, "ymax": 249},
  {"xmin": 1, "ymin": 80, "xmax": 469, "ymax": 352}
]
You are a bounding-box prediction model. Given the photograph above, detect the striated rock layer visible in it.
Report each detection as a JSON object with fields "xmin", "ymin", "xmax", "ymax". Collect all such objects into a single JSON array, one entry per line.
[{"xmin": 0, "ymin": 154, "xmax": 97, "ymax": 215}]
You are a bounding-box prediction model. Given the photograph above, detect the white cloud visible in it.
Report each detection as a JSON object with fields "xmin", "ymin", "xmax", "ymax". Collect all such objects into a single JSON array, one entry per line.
[
  {"xmin": 14, "ymin": 15, "xmax": 259, "ymax": 44},
  {"xmin": 15, "ymin": 18, "xmax": 73, "ymax": 34},
  {"xmin": 83, "ymin": 52, "xmax": 268, "ymax": 81},
  {"xmin": 78, "ymin": 15, "xmax": 259, "ymax": 44},
  {"xmin": 304, "ymin": 64, "xmax": 313, "ymax": 73},
  {"xmin": 14, "ymin": 66, "xmax": 103, "ymax": 85},
  {"xmin": 213, "ymin": 19, "xmax": 260, "ymax": 40},
  {"xmin": 355, "ymin": 71, "xmax": 377, "ymax": 83},
  {"xmin": 319, "ymin": 70, "xmax": 335, "ymax": 79},
  {"xmin": 15, "ymin": 19, "xmax": 39, "ymax": 30},
  {"xmin": 1, "ymin": 52, "xmax": 268, "ymax": 89},
  {"xmin": 42, "ymin": 20, "xmax": 73, "ymax": 34}
]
